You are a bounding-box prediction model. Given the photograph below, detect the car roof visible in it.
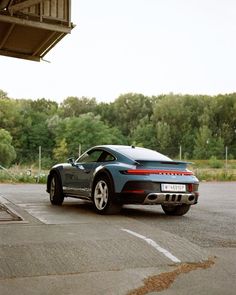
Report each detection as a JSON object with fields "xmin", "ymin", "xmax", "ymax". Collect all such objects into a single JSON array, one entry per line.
[{"xmin": 95, "ymin": 145, "xmax": 172, "ymax": 162}]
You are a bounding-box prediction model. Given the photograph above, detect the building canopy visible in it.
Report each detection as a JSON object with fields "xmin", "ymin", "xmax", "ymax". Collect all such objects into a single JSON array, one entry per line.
[{"xmin": 0, "ymin": 0, "xmax": 74, "ymax": 61}]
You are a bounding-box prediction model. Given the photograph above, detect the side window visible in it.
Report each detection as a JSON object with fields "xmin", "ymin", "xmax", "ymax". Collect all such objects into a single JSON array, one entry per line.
[
  {"xmin": 77, "ymin": 150, "xmax": 104, "ymax": 163},
  {"xmin": 98, "ymin": 151, "xmax": 116, "ymax": 162},
  {"xmin": 104, "ymin": 153, "xmax": 115, "ymax": 162}
]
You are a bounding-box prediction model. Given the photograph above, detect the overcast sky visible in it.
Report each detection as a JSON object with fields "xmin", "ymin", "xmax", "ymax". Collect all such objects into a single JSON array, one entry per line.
[{"xmin": 1, "ymin": 0, "xmax": 236, "ymax": 102}]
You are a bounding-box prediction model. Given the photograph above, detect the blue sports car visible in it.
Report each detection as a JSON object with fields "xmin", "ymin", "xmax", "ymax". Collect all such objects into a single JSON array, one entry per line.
[{"xmin": 46, "ymin": 145, "xmax": 199, "ymax": 216}]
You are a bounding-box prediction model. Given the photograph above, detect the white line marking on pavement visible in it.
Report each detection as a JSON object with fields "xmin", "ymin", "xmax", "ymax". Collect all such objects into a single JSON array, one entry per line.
[{"xmin": 121, "ymin": 228, "xmax": 181, "ymax": 263}]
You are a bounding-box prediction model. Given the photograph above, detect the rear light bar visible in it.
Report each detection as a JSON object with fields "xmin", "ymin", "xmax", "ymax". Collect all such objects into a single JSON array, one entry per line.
[{"xmin": 122, "ymin": 169, "xmax": 193, "ymax": 176}]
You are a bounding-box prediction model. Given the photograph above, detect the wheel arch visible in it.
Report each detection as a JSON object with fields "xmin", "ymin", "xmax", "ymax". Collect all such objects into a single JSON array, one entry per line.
[
  {"xmin": 92, "ymin": 167, "xmax": 122, "ymax": 214},
  {"xmin": 92, "ymin": 168, "xmax": 115, "ymax": 193},
  {"xmin": 47, "ymin": 169, "xmax": 63, "ymax": 193}
]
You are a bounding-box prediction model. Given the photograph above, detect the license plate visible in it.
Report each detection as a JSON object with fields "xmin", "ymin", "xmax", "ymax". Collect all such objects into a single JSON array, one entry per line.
[{"xmin": 161, "ymin": 183, "xmax": 186, "ymax": 192}]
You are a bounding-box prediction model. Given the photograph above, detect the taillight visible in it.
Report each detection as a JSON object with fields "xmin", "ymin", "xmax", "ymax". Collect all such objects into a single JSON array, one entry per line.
[
  {"xmin": 188, "ymin": 183, "xmax": 198, "ymax": 192},
  {"xmin": 188, "ymin": 184, "xmax": 193, "ymax": 192},
  {"xmin": 121, "ymin": 169, "xmax": 193, "ymax": 176}
]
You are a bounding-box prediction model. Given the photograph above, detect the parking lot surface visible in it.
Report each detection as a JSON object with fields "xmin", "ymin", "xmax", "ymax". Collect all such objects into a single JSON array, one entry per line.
[{"xmin": 0, "ymin": 182, "xmax": 235, "ymax": 294}]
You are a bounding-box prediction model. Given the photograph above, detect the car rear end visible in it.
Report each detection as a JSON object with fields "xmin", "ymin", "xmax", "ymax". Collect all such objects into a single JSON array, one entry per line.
[{"xmin": 119, "ymin": 160, "xmax": 199, "ymax": 207}]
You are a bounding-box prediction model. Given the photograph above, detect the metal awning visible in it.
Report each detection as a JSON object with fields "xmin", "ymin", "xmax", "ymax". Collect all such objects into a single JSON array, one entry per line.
[{"xmin": 0, "ymin": 0, "xmax": 74, "ymax": 61}]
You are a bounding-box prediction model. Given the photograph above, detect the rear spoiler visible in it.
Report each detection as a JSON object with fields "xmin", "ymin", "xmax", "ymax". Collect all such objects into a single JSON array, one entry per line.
[{"xmin": 136, "ymin": 160, "xmax": 193, "ymax": 166}]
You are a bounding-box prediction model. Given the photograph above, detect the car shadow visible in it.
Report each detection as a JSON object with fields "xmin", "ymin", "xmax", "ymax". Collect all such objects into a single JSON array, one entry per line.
[
  {"xmin": 121, "ymin": 205, "xmax": 192, "ymax": 222},
  {"xmin": 121, "ymin": 205, "xmax": 168, "ymax": 219},
  {"xmin": 55, "ymin": 200, "xmax": 94, "ymax": 213},
  {"xmin": 59, "ymin": 200, "xmax": 189, "ymax": 220}
]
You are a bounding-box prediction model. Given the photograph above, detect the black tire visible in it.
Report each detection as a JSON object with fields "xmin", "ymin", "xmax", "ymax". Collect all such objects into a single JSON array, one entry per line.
[
  {"xmin": 92, "ymin": 175, "xmax": 121, "ymax": 214},
  {"xmin": 161, "ymin": 204, "xmax": 191, "ymax": 216},
  {"xmin": 49, "ymin": 174, "xmax": 64, "ymax": 205}
]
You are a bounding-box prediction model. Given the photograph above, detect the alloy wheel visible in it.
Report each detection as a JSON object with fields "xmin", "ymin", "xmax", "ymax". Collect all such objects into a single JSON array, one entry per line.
[{"xmin": 94, "ymin": 180, "xmax": 109, "ymax": 210}]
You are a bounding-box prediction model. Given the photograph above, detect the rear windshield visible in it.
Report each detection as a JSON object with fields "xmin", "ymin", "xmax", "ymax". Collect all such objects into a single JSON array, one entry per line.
[{"xmin": 117, "ymin": 147, "xmax": 172, "ymax": 161}]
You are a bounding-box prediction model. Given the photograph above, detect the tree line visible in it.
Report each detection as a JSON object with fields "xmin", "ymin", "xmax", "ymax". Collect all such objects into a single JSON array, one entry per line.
[{"xmin": 1, "ymin": 89, "xmax": 236, "ymax": 168}]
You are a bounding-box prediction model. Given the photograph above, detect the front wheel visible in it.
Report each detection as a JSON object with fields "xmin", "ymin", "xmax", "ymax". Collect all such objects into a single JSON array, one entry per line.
[
  {"xmin": 49, "ymin": 174, "xmax": 64, "ymax": 205},
  {"xmin": 161, "ymin": 204, "xmax": 191, "ymax": 216},
  {"xmin": 92, "ymin": 176, "xmax": 121, "ymax": 214}
]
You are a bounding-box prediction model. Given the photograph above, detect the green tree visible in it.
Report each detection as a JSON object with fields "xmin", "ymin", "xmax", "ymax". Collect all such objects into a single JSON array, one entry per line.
[
  {"xmin": 193, "ymin": 126, "xmax": 224, "ymax": 159},
  {"xmin": 0, "ymin": 129, "xmax": 16, "ymax": 167},
  {"xmin": 1, "ymin": 92, "xmax": 236, "ymax": 165},
  {"xmin": 131, "ymin": 116, "xmax": 156, "ymax": 149},
  {"xmin": 152, "ymin": 94, "xmax": 218, "ymax": 158},
  {"xmin": 153, "ymin": 95, "xmax": 193, "ymax": 157},
  {"xmin": 16, "ymin": 99, "xmax": 56, "ymax": 163},
  {"xmin": 95, "ymin": 102, "xmax": 114, "ymax": 126},
  {"xmin": 155, "ymin": 122, "xmax": 172, "ymax": 155},
  {"xmin": 0, "ymin": 89, "xmax": 8, "ymax": 99},
  {"xmin": 0, "ymin": 98, "xmax": 26, "ymax": 159},
  {"xmin": 55, "ymin": 113, "xmax": 127, "ymax": 157},
  {"xmin": 212, "ymin": 94, "xmax": 236, "ymax": 148},
  {"xmin": 53, "ymin": 138, "xmax": 68, "ymax": 162},
  {"xmin": 0, "ymin": 98, "xmax": 22, "ymax": 134},
  {"xmin": 112, "ymin": 93, "xmax": 154, "ymax": 137},
  {"xmin": 60, "ymin": 96, "xmax": 97, "ymax": 117}
]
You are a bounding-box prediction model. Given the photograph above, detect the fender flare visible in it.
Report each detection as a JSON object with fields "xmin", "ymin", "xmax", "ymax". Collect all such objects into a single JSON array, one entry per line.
[
  {"xmin": 46, "ymin": 168, "xmax": 63, "ymax": 193},
  {"xmin": 92, "ymin": 167, "xmax": 115, "ymax": 194}
]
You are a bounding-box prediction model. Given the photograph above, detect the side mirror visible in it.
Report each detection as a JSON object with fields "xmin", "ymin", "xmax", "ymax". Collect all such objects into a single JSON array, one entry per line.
[{"xmin": 67, "ymin": 157, "xmax": 75, "ymax": 165}]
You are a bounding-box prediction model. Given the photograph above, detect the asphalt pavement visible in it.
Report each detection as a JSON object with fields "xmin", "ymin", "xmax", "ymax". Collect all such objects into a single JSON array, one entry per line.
[{"xmin": 0, "ymin": 183, "xmax": 235, "ymax": 295}]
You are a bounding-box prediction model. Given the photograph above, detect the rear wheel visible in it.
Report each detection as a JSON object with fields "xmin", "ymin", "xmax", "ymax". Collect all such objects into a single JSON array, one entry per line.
[
  {"xmin": 49, "ymin": 174, "xmax": 64, "ymax": 205},
  {"xmin": 93, "ymin": 175, "xmax": 121, "ymax": 214},
  {"xmin": 161, "ymin": 204, "xmax": 191, "ymax": 216}
]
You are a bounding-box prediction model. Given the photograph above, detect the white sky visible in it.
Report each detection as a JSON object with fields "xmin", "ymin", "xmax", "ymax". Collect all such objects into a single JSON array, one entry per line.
[{"xmin": 1, "ymin": 0, "xmax": 236, "ymax": 102}]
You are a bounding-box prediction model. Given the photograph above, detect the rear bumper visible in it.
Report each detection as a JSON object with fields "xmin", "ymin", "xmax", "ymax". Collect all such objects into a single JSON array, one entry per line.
[
  {"xmin": 116, "ymin": 180, "xmax": 199, "ymax": 205},
  {"xmin": 117, "ymin": 191, "xmax": 198, "ymax": 205}
]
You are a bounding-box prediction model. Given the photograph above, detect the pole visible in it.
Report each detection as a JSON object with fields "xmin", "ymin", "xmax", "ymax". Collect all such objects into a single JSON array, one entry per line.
[
  {"xmin": 38, "ymin": 146, "xmax": 41, "ymax": 182},
  {"xmin": 179, "ymin": 145, "xmax": 182, "ymax": 160},
  {"xmin": 225, "ymin": 146, "xmax": 228, "ymax": 170}
]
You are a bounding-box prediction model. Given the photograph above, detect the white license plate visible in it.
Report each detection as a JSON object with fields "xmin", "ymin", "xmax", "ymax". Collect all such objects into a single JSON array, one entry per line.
[{"xmin": 161, "ymin": 183, "xmax": 186, "ymax": 192}]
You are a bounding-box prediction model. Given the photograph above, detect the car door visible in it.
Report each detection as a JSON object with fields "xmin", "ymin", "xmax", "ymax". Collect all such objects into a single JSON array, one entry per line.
[{"xmin": 63, "ymin": 149, "xmax": 104, "ymax": 197}]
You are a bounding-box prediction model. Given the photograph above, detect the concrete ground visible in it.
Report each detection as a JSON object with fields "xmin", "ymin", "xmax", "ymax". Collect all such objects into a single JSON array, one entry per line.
[{"xmin": 0, "ymin": 183, "xmax": 235, "ymax": 295}]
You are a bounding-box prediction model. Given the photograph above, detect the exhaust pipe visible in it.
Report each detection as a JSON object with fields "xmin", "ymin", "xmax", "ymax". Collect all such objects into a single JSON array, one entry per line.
[{"xmin": 144, "ymin": 193, "xmax": 196, "ymax": 205}]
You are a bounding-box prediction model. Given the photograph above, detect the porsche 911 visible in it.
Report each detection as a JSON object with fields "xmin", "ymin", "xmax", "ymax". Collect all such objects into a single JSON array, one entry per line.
[{"xmin": 46, "ymin": 145, "xmax": 199, "ymax": 216}]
